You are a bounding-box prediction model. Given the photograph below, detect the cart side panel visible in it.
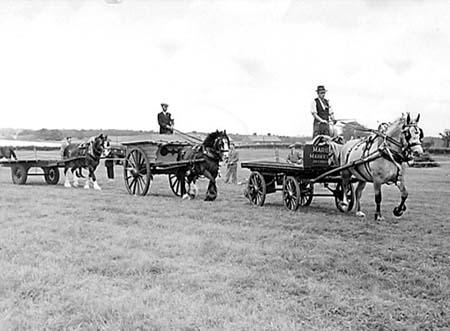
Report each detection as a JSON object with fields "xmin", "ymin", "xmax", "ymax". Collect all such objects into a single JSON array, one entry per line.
[
  {"xmin": 303, "ymin": 144, "xmax": 329, "ymax": 168},
  {"xmin": 156, "ymin": 143, "xmax": 190, "ymax": 164}
]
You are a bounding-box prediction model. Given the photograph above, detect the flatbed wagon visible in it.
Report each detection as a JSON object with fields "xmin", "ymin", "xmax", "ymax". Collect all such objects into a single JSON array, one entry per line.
[
  {"xmin": 121, "ymin": 135, "xmax": 203, "ymax": 197},
  {"xmin": 0, "ymin": 157, "xmax": 82, "ymax": 185},
  {"xmin": 241, "ymin": 142, "xmax": 356, "ymax": 211}
]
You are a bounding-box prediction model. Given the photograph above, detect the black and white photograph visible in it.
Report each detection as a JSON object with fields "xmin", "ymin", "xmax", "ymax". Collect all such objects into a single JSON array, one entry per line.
[{"xmin": 0, "ymin": 0, "xmax": 449, "ymax": 330}]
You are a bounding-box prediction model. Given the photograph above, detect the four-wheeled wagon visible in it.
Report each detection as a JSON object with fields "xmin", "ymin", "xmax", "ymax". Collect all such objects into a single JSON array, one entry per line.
[{"xmin": 241, "ymin": 142, "xmax": 357, "ymax": 211}]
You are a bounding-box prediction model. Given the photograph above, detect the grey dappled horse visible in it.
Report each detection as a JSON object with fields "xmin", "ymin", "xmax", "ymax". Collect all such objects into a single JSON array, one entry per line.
[{"xmin": 338, "ymin": 113, "xmax": 424, "ymax": 221}]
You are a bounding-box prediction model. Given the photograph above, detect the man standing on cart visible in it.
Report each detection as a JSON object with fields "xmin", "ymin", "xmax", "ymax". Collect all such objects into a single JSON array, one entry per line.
[
  {"xmin": 158, "ymin": 103, "xmax": 174, "ymax": 134},
  {"xmin": 311, "ymin": 85, "xmax": 336, "ymax": 138}
]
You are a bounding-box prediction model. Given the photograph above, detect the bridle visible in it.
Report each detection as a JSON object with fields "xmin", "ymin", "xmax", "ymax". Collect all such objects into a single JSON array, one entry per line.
[
  {"xmin": 89, "ymin": 137, "xmax": 107, "ymax": 159},
  {"xmin": 204, "ymin": 134, "xmax": 229, "ymax": 162}
]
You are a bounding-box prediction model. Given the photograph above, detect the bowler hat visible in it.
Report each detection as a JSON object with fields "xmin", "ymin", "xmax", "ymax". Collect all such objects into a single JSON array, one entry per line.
[
  {"xmin": 316, "ymin": 85, "xmax": 327, "ymax": 93},
  {"xmin": 161, "ymin": 103, "xmax": 168, "ymax": 107}
]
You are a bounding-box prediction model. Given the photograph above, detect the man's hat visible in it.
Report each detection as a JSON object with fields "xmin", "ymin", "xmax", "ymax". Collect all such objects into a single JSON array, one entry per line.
[
  {"xmin": 316, "ymin": 85, "xmax": 327, "ymax": 93},
  {"xmin": 161, "ymin": 103, "xmax": 168, "ymax": 107}
]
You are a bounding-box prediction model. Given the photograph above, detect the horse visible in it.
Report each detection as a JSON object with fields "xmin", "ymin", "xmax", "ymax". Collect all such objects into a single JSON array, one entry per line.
[
  {"xmin": 338, "ymin": 113, "xmax": 424, "ymax": 221},
  {"xmin": 62, "ymin": 133, "xmax": 109, "ymax": 190},
  {"xmin": 179, "ymin": 130, "xmax": 230, "ymax": 201},
  {"xmin": 0, "ymin": 146, "xmax": 17, "ymax": 160}
]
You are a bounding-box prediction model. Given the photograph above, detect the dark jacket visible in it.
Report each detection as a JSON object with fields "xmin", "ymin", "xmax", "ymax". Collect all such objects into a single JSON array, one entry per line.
[{"xmin": 158, "ymin": 111, "xmax": 174, "ymax": 134}]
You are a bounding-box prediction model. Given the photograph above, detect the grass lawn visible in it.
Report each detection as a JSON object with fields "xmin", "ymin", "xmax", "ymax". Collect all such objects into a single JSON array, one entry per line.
[{"xmin": 0, "ymin": 149, "xmax": 449, "ymax": 330}]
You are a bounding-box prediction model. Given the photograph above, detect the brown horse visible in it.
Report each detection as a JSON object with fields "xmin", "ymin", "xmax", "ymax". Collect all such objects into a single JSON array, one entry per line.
[
  {"xmin": 63, "ymin": 134, "xmax": 109, "ymax": 190},
  {"xmin": 339, "ymin": 113, "xmax": 424, "ymax": 221},
  {"xmin": 179, "ymin": 130, "xmax": 230, "ymax": 201},
  {"xmin": 0, "ymin": 146, "xmax": 17, "ymax": 160}
]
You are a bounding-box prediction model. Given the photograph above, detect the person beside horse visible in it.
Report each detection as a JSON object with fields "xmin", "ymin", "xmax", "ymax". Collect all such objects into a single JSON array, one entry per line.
[
  {"xmin": 335, "ymin": 113, "xmax": 424, "ymax": 221},
  {"xmin": 62, "ymin": 133, "xmax": 109, "ymax": 190}
]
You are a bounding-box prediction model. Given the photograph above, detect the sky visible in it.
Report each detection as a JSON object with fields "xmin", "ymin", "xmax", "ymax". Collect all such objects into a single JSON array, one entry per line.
[{"xmin": 0, "ymin": 0, "xmax": 449, "ymax": 137}]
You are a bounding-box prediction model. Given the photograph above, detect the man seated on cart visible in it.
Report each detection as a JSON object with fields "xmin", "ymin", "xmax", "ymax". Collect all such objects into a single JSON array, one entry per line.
[{"xmin": 286, "ymin": 143, "xmax": 303, "ymax": 165}]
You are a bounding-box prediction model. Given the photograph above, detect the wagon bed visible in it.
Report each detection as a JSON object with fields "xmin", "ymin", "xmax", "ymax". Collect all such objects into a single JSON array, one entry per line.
[
  {"xmin": 241, "ymin": 142, "xmax": 356, "ymax": 211},
  {"xmin": 0, "ymin": 157, "xmax": 87, "ymax": 185},
  {"xmin": 121, "ymin": 136, "xmax": 203, "ymax": 197}
]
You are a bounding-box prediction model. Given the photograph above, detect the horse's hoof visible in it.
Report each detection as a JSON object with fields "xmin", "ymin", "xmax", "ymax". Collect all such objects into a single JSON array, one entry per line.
[
  {"xmin": 64, "ymin": 182, "xmax": 71, "ymax": 188},
  {"xmin": 182, "ymin": 194, "xmax": 190, "ymax": 200},
  {"xmin": 393, "ymin": 205, "xmax": 406, "ymax": 217},
  {"xmin": 356, "ymin": 211, "xmax": 366, "ymax": 218},
  {"xmin": 339, "ymin": 201, "xmax": 349, "ymax": 212},
  {"xmin": 375, "ymin": 215, "xmax": 385, "ymax": 222},
  {"xmin": 84, "ymin": 185, "xmax": 90, "ymax": 190},
  {"xmin": 94, "ymin": 186, "xmax": 102, "ymax": 191}
]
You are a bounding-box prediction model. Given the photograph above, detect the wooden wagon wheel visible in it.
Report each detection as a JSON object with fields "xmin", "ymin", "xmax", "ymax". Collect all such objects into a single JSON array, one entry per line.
[
  {"xmin": 283, "ymin": 176, "xmax": 300, "ymax": 211},
  {"xmin": 11, "ymin": 165, "xmax": 28, "ymax": 185},
  {"xmin": 168, "ymin": 173, "xmax": 189, "ymax": 197},
  {"xmin": 299, "ymin": 179, "xmax": 314, "ymax": 207},
  {"xmin": 245, "ymin": 171, "xmax": 266, "ymax": 206},
  {"xmin": 43, "ymin": 166, "xmax": 60, "ymax": 185},
  {"xmin": 334, "ymin": 182, "xmax": 355, "ymax": 212},
  {"xmin": 123, "ymin": 147, "xmax": 152, "ymax": 196}
]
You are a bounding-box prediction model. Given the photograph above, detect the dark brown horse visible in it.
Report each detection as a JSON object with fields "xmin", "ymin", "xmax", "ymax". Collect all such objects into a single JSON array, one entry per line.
[
  {"xmin": 179, "ymin": 130, "xmax": 230, "ymax": 201},
  {"xmin": 63, "ymin": 133, "xmax": 109, "ymax": 190},
  {"xmin": 0, "ymin": 146, "xmax": 17, "ymax": 160}
]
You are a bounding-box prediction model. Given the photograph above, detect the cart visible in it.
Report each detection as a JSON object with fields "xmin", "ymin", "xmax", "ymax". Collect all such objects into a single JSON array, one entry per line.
[
  {"xmin": 0, "ymin": 157, "xmax": 82, "ymax": 185},
  {"xmin": 121, "ymin": 136, "xmax": 203, "ymax": 196},
  {"xmin": 241, "ymin": 142, "xmax": 357, "ymax": 211}
]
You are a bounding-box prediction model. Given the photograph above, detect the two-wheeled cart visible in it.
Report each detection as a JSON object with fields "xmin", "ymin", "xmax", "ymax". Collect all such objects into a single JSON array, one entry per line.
[{"xmin": 122, "ymin": 137, "xmax": 203, "ymax": 197}]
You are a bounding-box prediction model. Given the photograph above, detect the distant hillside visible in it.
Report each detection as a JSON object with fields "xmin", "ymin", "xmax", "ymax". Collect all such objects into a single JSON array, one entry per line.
[{"xmin": 1, "ymin": 128, "xmax": 157, "ymax": 141}]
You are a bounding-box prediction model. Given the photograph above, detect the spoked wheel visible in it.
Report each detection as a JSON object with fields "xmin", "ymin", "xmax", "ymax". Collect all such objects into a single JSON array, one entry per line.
[
  {"xmin": 283, "ymin": 176, "xmax": 300, "ymax": 211},
  {"xmin": 299, "ymin": 180, "xmax": 314, "ymax": 207},
  {"xmin": 11, "ymin": 165, "xmax": 28, "ymax": 185},
  {"xmin": 245, "ymin": 171, "xmax": 266, "ymax": 206},
  {"xmin": 124, "ymin": 147, "xmax": 152, "ymax": 196},
  {"xmin": 334, "ymin": 182, "xmax": 355, "ymax": 212},
  {"xmin": 43, "ymin": 166, "xmax": 60, "ymax": 185},
  {"xmin": 168, "ymin": 173, "xmax": 189, "ymax": 197}
]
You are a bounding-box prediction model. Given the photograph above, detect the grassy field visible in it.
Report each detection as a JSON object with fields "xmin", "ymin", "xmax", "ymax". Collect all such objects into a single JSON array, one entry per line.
[{"xmin": 0, "ymin": 149, "xmax": 449, "ymax": 330}]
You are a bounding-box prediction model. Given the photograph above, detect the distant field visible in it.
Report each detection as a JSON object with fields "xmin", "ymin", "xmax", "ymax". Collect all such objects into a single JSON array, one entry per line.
[{"xmin": 0, "ymin": 149, "xmax": 449, "ymax": 330}]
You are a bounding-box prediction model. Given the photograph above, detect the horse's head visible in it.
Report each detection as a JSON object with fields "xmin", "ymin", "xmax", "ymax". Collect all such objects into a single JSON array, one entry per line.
[
  {"xmin": 91, "ymin": 133, "xmax": 109, "ymax": 158},
  {"xmin": 401, "ymin": 113, "xmax": 424, "ymax": 157},
  {"xmin": 203, "ymin": 130, "xmax": 230, "ymax": 161},
  {"xmin": 385, "ymin": 113, "xmax": 423, "ymax": 158}
]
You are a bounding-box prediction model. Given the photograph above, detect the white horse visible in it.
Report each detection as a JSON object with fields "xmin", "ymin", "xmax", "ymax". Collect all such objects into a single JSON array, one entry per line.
[{"xmin": 338, "ymin": 113, "xmax": 424, "ymax": 221}]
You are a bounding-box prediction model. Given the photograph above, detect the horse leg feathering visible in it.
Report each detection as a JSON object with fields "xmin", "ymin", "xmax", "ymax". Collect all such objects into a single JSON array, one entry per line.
[
  {"xmin": 73, "ymin": 169, "xmax": 80, "ymax": 187},
  {"xmin": 393, "ymin": 165, "xmax": 408, "ymax": 217},
  {"xmin": 373, "ymin": 181, "xmax": 385, "ymax": 221},
  {"xmin": 354, "ymin": 181, "xmax": 367, "ymax": 218}
]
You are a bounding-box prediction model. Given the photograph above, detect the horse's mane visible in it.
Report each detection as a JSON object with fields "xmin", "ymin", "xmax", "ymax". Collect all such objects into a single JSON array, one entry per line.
[
  {"xmin": 203, "ymin": 131, "xmax": 222, "ymax": 148},
  {"xmin": 385, "ymin": 117, "xmax": 406, "ymax": 138}
]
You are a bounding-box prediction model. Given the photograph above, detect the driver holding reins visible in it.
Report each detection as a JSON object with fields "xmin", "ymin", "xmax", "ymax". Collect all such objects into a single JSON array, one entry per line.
[{"xmin": 311, "ymin": 85, "xmax": 336, "ymax": 138}]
